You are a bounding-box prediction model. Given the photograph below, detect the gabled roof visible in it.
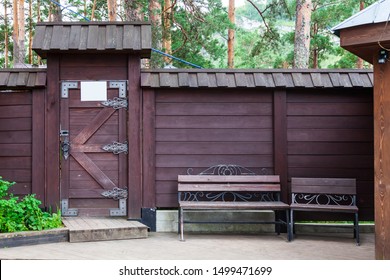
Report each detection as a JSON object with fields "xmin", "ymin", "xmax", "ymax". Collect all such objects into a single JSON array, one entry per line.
[
  {"xmin": 32, "ymin": 22, "xmax": 152, "ymax": 58},
  {"xmin": 332, "ymin": 0, "xmax": 390, "ymax": 35},
  {"xmin": 141, "ymin": 69, "xmax": 373, "ymax": 88},
  {"xmin": 0, "ymin": 69, "xmax": 46, "ymax": 89}
]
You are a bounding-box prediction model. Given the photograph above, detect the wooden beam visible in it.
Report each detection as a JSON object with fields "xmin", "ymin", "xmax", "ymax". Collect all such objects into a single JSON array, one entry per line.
[
  {"xmin": 142, "ymin": 89, "xmax": 156, "ymax": 208},
  {"xmin": 273, "ymin": 89, "xmax": 288, "ymax": 203},
  {"xmin": 32, "ymin": 88, "xmax": 45, "ymax": 204},
  {"xmin": 45, "ymin": 54, "xmax": 60, "ymax": 210},
  {"xmin": 127, "ymin": 55, "xmax": 142, "ymax": 219},
  {"xmin": 339, "ymin": 23, "xmax": 390, "ymax": 64},
  {"xmin": 373, "ymin": 59, "xmax": 390, "ymax": 259}
]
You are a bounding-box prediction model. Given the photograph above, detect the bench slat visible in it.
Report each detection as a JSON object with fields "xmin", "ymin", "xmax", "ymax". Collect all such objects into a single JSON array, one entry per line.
[
  {"xmin": 178, "ymin": 175, "xmax": 280, "ymax": 183},
  {"xmin": 178, "ymin": 183, "xmax": 281, "ymax": 192},
  {"xmin": 180, "ymin": 201, "xmax": 289, "ymax": 210},
  {"xmin": 291, "ymin": 178, "xmax": 356, "ymax": 195},
  {"xmin": 290, "ymin": 203, "xmax": 358, "ymax": 213}
]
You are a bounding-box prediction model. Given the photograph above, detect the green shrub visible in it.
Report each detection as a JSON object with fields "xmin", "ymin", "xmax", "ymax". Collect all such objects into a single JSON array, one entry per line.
[{"xmin": 0, "ymin": 177, "xmax": 63, "ymax": 233}]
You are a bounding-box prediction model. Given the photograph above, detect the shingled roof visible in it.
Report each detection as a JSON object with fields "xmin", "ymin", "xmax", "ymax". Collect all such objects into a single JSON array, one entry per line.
[
  {"xmin": 0, "ymin": 69, "xmax": 46, "ymax": 89},
  {"xmin": 141, "ymin": 69, "xmax": 373, "ymax": 88},
  {"xmin": 32, "ymin": 22, "xmax": 152, "ymax": 58}
]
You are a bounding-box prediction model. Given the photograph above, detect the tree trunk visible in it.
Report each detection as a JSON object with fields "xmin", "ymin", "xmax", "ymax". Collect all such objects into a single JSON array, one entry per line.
[
  {"xmin": 124, "ymin": 0, "xmax": 143, "ymax": 21},
  {"xmin": 293, "ymin": 0, "xmax": 312, "ymax": 69},
  {"xmin": 356, "ymin": 1, "xmax": 364, "ymax": 69},
  {"xmin": 108, "ymin": 0, "xmax": 117, "ymax": 21},
  {"xmin": 149, "ymin": 0, "xmax": 162, "ymax": 68},
  {"xmin": 312, "ymin": 22, "xmax": 318, "ymax": 68},
  {"xmin": 50, "ymin": 0, "xmax": 62, "ymax": 22},
  {"xmin": 4, "ymin": 0, "xmax": 9, "ymax": 68},
  {"xmin": 13, "ymin": 0, "xmax": 26, "ymax": 67},
  {"xmin": 91, "ymin": 0, "xmax": 97, "ymax": 20},
  {"xmin": 162, "ymin": 0, "xmax": 173, "ymax": 65},
  {"xmin": 28, "ymin": 0, "xmax": 33, "ymax": 64},
  {"xmin": 228, "ymin": 0, "xmax": 235, "ymax": 69}
]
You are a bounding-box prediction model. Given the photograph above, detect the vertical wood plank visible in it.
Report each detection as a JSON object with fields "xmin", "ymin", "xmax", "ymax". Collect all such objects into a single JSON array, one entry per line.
[
  {"xmin": 119, "ymin": 89, "xmax": 127, "ymax": 191},
  {"xmin": 142, "ymin": 89, "xmax": 156, "ymax": 208},
  {"xmin": 60, "ymin": 92, "xmax": 70, "ymax": 201},
  {"xmin": 374, "ymin": 59, "xmax": 390, "ymax": 259},
  {"xmin": 273, "ymin": 89, "xmax": 288, "ymax": 202},
  {"xmin": 127, "ymin": 55, "xmax": 142, "ymax": 219},
  {"xmin": 45, "ymin": 54, "xmax": 61, "ymax": 210},
  {"xmin": 32, "ymin": 89, "xmax": 46, "ymax": 204}
]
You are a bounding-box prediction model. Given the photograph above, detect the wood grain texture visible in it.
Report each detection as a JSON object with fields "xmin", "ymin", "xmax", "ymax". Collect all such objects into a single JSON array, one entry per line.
[{"xmin": 373, "ymin": 60, "xmax": 390, "ymax": 259}]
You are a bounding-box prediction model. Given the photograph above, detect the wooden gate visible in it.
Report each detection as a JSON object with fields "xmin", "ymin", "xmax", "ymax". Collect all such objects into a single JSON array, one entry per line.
[{"xmin": 60, "ymin": 81, "xmax": 128, "ymax": 216}]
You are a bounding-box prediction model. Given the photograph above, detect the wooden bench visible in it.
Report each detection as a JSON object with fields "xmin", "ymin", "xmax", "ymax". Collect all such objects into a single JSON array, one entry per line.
[
  {"xmin": 178, "ymin": 168, "xmax": 291, "ymax": 241},
  {"xmin": 290, "ymin": 177, "xmax": 359, "ymax": 245}
]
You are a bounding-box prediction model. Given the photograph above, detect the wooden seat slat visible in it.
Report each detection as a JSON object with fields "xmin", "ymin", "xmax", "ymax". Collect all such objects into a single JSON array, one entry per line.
[
  {"xmin": 178, "ymin": 183, "xmax": 281, "ymax": 192},
  {"xmin": 180, "ymin": 201, "xmax": 289, "ymax": 210},
  {"xmin": 178, "ymin": 175, "xmax": 280, "ymax": 183}
]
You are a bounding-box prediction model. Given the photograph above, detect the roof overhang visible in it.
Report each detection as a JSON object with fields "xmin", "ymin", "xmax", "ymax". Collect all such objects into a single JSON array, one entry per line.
[
  {"xmin": 32, "ymin": 21, "xmax": 152, "ymax": 59},
  {"xmin": 332, "ymin": 0, "xmax": 390, "ymax": 64}
]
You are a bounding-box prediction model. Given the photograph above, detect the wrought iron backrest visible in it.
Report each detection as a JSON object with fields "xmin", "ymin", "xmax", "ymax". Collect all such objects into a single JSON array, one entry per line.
[
  {"xmin": 179, "ymin": 165, "xmax": 280, "ymax": 202},
  {"xmin": 291, "ymin": 177, "xmax": 357, "ymax": 206}
]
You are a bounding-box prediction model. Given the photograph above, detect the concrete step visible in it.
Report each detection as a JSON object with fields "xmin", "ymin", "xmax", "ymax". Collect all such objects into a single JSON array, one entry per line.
[{"xmin": 62, "ymin": 217, "xmax": 148, "ymax": 243}]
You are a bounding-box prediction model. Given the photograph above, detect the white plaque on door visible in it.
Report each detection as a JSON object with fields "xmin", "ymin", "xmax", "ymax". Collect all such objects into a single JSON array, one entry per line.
[{"xmin": 80, "ymin": 81, "xmax": 107, "ymax": 101}]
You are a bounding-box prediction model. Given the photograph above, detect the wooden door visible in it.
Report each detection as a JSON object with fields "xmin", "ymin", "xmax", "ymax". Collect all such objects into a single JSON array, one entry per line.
[{"xmin": 60, "ymin": 81, "xmax": 128, "ymax": 216}]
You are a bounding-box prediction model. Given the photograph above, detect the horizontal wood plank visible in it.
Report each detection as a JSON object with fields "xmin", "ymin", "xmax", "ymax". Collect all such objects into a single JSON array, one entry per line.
[
  {"xmin": 178, "ymin": 175, "xmax": 280, "ymax": 183},
  {"xmin": 156, "ymin": 116, "xmax": 273, "ymax": 129},
  {"xmin": 156, "ymin": 103, "xmax": 272, "ymax": 116},
  {"xmin": 178, "ymin": 183, "xmax": 281, "ymax": 192},
  {"xmin": 156, "ymin": 129, "xmax": 273, "ymax": 142},
  {"xmin": 180, "ymin": 201, "xmax": 289, "ymax": 210}
]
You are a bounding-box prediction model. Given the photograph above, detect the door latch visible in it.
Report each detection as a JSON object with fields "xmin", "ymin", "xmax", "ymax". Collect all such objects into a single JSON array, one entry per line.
[{"xmin": 60, "ymin": 130, "xmax": 70, "ymax": 160}]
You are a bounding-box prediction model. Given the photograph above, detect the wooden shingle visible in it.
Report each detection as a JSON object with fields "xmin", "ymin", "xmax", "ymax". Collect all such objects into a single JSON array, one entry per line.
[
  {"xmin": 33, "ymin": 22, "xmax": 152, "ymax": 58},
  {"xmin": 0, "ymin": 69, "xmax": 46, "ymax": 89},
  {"xmin": 141, "ymin": 70, "xmax": 373, "ymax": 89}
]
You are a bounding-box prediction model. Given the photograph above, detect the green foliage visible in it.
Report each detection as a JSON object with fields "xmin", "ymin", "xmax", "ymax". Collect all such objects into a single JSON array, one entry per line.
[{"xmin": 0, "ymin": 177, "xmax": 62, "ymax": 233}]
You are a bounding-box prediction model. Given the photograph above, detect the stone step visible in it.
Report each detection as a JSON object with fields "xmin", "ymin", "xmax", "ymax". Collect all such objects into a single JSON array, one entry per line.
[{"xmin": 62, "ymin": 217, "xmax": 148, "ymax": 243}]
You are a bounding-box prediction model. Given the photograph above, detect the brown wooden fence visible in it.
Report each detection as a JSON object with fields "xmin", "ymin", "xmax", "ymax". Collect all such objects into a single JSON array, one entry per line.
[
  {"xmin": 0, "ymin": 68, "xmax": 374, "ymax": 221},
  {"xmin": 141, "ymin": 70, "xmax": 374, "ymax": 221}
]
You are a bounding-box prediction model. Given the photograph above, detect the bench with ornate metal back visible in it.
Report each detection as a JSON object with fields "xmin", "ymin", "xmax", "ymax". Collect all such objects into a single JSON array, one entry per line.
[
  {"xmin": 177, "ymin": 165, "xmax": 291, "ymax": 241},
  {"xmin": 290, "ymin": 177, "xmax": 359, "ymax": 245}
]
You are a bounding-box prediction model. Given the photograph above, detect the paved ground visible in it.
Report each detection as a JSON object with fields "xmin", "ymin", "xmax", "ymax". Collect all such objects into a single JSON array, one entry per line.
[{"xmin": 0, "ymin": 232, "xmax": 374, "ymax": 260}]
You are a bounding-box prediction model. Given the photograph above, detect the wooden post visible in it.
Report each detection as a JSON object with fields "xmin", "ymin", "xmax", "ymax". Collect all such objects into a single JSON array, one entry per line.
[
  {"xmin": 127, "ymin": 55, "xmax": 142, "ymax": 219},
  {"xmin": 32, "ymin": 88, "xmax": 46, "ymax": 204},
  {"xmin": 45, "ymin": 55, "xmax": 61, "ymax": 211},
  {"xmin": 142, "ymin": 89, "xmax": 156, "ymax": 208},
  {"xmin": 273, "ymin": 89, "xmax": 288, "ymax": 202},
  {"xmin": 373, "ymin": 59, "xmax": 390, "ymax": 259}
]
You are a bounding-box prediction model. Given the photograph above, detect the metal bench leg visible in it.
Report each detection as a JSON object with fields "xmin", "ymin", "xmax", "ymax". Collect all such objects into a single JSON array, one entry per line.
[
  {"xmin": 276, "ymin": 211, "xmax": 281, "ymax": 235},
  {"xmin": 355, "ymin": 212, "xmax": 360, "ymax": 246},
  {"xmin": 179, "ymin": 207, "xmax": 185, "ymax": 242},
  {"xmin": 290, "ymin": 209, "xmax": 294, "ymax": 241},
  {"xmin": 286, "ymin": 209, "xmax": 291, "ymax": 242}
]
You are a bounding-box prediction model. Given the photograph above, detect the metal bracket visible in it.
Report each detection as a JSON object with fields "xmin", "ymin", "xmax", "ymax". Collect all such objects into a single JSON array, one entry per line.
[
  {"xmin": 61, "ymin": 199, "xmax": 78, "ymax": 216},
  {"xmin": 109, "ymin": 81, "xmax": 127, "ymax": 98},
  {"xmin": 109, "ymin": 198, "xmax": 127, "ymax": 216},
  {"xmin": 61, "ymin": 81, "xmax": 78, "ymax": 98},
  {"xmin": 102, "ymin": 141, "xmax": 128, "ymax": 154}
]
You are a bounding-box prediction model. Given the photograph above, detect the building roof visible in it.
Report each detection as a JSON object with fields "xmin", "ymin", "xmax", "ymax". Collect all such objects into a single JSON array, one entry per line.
[
  {"xmin": 332, "ymin": 0, "xmax": 390, "ymax": 35},
  {"xmin": 32, "ymin": 22, "xmax": 152, "ymax": 59},
  {"xmin": 141, "ymin": 69, "xmax": 373, "ymax": 88},
  {"xmin": 0, "ymin": 69, "xmax": 47, "ymax": 89}
]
